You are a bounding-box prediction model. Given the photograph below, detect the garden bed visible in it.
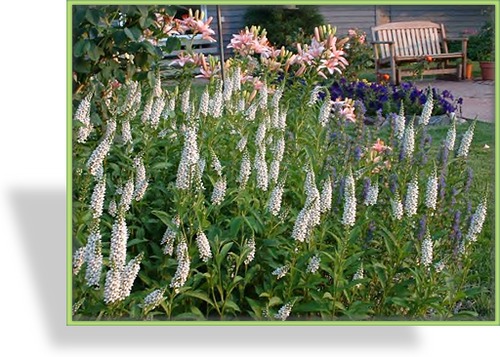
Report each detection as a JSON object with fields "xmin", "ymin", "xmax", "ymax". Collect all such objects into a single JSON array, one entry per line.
[{"xmin": 71, "ymin": 7, "xmax": 495, "ymax": 322}]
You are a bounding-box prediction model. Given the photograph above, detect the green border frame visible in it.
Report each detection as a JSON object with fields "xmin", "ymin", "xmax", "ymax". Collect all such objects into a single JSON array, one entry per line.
[{"xmin": 67, "ymin": 0, "xmax": 500, "ymax": 326}]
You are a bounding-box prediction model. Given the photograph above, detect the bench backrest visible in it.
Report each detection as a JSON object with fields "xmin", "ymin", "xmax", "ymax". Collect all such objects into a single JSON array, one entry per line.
[{"xmin": 371, "ymin": 21, "xmax": 448, "ymax": 59}]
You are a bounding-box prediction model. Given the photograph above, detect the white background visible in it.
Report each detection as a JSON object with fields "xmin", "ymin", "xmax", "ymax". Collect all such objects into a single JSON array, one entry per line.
[{"xmin": 0, "ymin": 1, "xmax": 497, "ymax": 355}]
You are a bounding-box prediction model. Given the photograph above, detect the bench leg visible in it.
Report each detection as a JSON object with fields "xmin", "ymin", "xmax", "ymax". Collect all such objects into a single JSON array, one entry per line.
[
  {"xmin": 391, "ymin": 69, "xmax": 401, "ymax": 85},
  {"xmin": 390, "ymin": 62, "xmax": 397, "ymax": 85},
  {"xmin": 457, "ymin": 63, "xmax": 463, "ymax": 80}
]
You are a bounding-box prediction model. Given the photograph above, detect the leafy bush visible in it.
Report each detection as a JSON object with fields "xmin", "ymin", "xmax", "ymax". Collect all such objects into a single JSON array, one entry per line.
[
  {"xmin": 243, "ymin": 6, "xmax": 325, "ymax": 50},
  {"xmin": 467, "ymin": 20, "xmax": 495, "ymax": 62},
  {"xmin": 72, "ymin": 5, "xmax": 181, "ymax": 94},
  {"xmin": 341, "ymin": 29, "xmax": 374, "ymax": 81}
]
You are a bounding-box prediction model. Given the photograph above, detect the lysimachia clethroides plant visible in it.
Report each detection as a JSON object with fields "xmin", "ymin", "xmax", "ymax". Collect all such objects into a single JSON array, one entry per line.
[{"xmin": 72, "ymin": 18, "xmax": 490, "ymax": 321}]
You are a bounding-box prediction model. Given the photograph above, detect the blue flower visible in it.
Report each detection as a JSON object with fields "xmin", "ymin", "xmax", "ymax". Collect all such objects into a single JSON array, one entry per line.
[{"xmin": 401, "ymin": 82, "xmax": 412, "ymax": 91}]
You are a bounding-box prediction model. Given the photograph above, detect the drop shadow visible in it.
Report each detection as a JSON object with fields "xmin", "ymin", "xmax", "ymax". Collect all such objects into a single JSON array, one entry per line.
[{"xmin": 10, "ymin": 187, "xmax": 419, "ymax": 349}]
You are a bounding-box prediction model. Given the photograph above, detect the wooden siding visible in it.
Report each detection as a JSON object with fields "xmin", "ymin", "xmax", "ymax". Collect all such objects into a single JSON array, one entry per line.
[
  {"xmin": 208, "ymin": 5, "xmax": 248, "ymax": 58},
  {"xmin": 389, "ymin": 5, "xmax": 492, "ymax": 38},
  {"xmin": 208, "ymin": 5, "xmax": 492, "ymax": 59},
  {"xmin": 319, "ymin": 6, "xmax": 377, "ymax": 40}
]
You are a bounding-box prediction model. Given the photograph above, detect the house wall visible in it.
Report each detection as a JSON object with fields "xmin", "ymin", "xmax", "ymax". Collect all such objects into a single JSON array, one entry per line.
[
  {"xmin": 389, "ymin": 5, "xmax": 491, "ymax": 38},
  {"xmin": 319, "ymin": 5, "xmax": 378, "ymax": 39},
  {"xmin": 206, "ymin": 5, "xmax": 247, "ymax": 59},
  {"xmin": 206, "ymin": 5, "xmax": 492, "ymax": 58}
]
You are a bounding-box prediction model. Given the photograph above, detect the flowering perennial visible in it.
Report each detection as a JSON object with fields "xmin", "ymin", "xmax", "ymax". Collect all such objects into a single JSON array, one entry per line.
[
  {"xmin": 457, "ymin": 120, "xmax": 476, "ymax": 158},
  {"xmin": 196, "ymin": 231, "xmax": 212, "ymax": 262},
  {"xmin": 405, "ymin": 176, "xmax": 419, "ymax": 217},
  {"xmin": 465, "ymin": 197, "xmax": 487, "ymax": 242},
  {"xmin": 342, "ymin": 170, "xmax": 357, "ymax": 227}
]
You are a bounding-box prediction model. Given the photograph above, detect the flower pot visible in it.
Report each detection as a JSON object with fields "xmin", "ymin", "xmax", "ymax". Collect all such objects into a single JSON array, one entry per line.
[
  {"xmin": 465, "ymin": 63, "xmax": 473, "ymax": 79},
  {"xmin": 479, "ymin": 61, "xmax": 495, "ymax": 80}
]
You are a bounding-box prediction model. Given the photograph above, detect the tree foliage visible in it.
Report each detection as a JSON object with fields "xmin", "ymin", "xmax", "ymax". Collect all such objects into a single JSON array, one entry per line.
[
  {"xmin": 72, "ymin": 5, "xmax": 180, "ymax": 94},
  {"xmin": 243, "ymin": 6, "xmax": 325, "ymax": 50}
]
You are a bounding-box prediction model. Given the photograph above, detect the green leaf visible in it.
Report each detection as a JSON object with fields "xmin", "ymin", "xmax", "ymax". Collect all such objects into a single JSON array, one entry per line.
[
  {"xmin": 246, "ymin": 297, "xmax": 262, "ymax": 317},
  {"xmin": 292, "ymin": 300, "xmax": 328, "ymax": 313},
  {"xmin": 151, "ymin": 162, "xmax": 172, "ymax": 170},
  {"xmin": 114, "ymin": 69, "xmax": 126, "ymax": 84},
  {"xmin": 141, "ymin": 41, "xmax": 160, "ymax": 56},
  {"xmin": 127, "ymin": 238, "xmax": 149, "ymax": 247},
  {"xmin": 323, "ymin": 292, "xmax": 334, "ymax": 300},
  {"xmin": 190, "ymin": 305, "xmax": 206, "ymax": 320},
  {"xmin": 151, "ymin": 210, "xmax": 171, "ymax": 226},
  {"xmin": 228, "ymin": 275, "xmax": 244, "ymax": 291},
  {"xmin": 124, "ymin": 26, "xmax": 142, "ymax": 42},
  {"xmin": 343, "ymin": 301, "xmax": 372, "ymax": 320},
  {"xmin": 86, "ymin": 42, "xmax": 103, "ymax": 62},
  {"xmin": 73, "ymin": 6, "xmax": 87, "ymax": 28},
  {"xmin": 73, "ymin": 58, "xmax": 91, "ymax": 74},
  {"xmin": 136, "ymin": 5, "xmax": 149, "ymax": 18},
  {"xmin": 138, "ymin": 14, "xmax": 147, "ymax": 28},
  {"xmin": 147, "ymin": 70, "xmax": 156, "ymax": 87},
  {"xmin": 74, "ymin": 39, "xmax": 87, "ymax": 58},
  {"xmin": 138, "ymin": 271, "xmax": 152, "ymax": 286},
  {"xmin": 223, "ymin": 300, "xmax": 241, "ymax": 313},
  {"xmin": 182, "ymin": 290, "xmax": 214, "ymax": 307},
  {"xmin": 163, "ymin": 36, "xmax": 181, "ymax": 54},
  {"xmin": 334, "ymin": 300, "xmax": 346, "ymax": 312},
  {"xmin": 464, "ymin": 287, "xmax": 483, "ymax": 298},
  {"xmin": 454, "ymin": 310, "xmax": 479, "ymax": 318},
  {"xmin": 372, "ymin": 262, "xmax": 388, "ymax": 288},
  {"xmin": 229, "ymin": 216, "xmax": 243, "ymax": 237},
  {"xmin": 174, "ymin": 313, "xmax": 202, "ymax": 321},
  {"xmin": 134, "ymin": 51, "xmax": 148, "ymax": 69},
  {"xmin": 379, "ymin": 224, "xmax": 396, "ymax": 256},
  {"xmin": 219, "ymin": 242, "xmax": 233, "ymax": 260},
  {"xmin": 388, "ymin": 297, "xmax": 410, "ymax": 308},
  {"xmin": 112, "ymin": 30, "xmax": 128, "ymax": 46},
  {"xmin": 85, "ymin": 8, "xmax": 101, "ymax": 26},
  {"xmin": 268, "ymin": 296, "xmax": 282, "ymax": 307}
]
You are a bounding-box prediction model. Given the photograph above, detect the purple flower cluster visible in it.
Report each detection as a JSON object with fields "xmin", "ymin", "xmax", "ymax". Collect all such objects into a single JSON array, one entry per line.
[{"xmin": 329, "ymin": 79, "xmax": 462, "ymax": 117}]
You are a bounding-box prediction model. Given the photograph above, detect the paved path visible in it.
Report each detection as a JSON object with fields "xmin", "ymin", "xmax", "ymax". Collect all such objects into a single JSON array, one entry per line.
[{"xmin": 414, "ymin": 79, "xmax": 495, "ymax": 123}]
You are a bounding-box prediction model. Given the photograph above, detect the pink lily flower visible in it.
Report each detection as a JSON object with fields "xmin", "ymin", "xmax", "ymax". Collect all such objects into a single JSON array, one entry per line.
[
  {"xmin": 194, "ymin": 17, "xmax": 216, "ymax": 42},
  {"xmin": 307, "ymin": 38, "xmax": 325, "ymax": 59},
  {"xmin": 252, "ymin": 77, "xmax": 264, "ymax": 90},
  {"xmin": 195, "ymin": 67, "xmax": 214, "ymax": 79},
  {"xmin": 171, "ymin": 52, "xmax": 195, "ymax": 67},
  {"xmin": 228, "ymin": 30, "xmax": 255, "ymax": 56},
  {"xmin": 252, "ymin": 35, "xmax": 271, "ymax": 55},
  {"xmin": 372, "ymin": 138, "xmax": 391, "ymax": 153},
  {"xmin": 318, "ymin": 57, "xmax": 344, "ymax": 75}
]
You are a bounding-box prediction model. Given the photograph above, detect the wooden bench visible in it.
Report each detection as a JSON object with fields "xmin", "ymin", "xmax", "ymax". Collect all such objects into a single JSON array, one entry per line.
[
  {"xmin": 158, "ymin": 34, "xmax": 219, "ymax": 78},
  {"xmin": 371, "ymin": 21, "xmax": 467, "ymax": 84}
]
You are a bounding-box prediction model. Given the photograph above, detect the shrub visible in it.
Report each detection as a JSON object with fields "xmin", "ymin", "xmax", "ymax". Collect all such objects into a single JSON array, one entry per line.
[
  {"xmin": 467, "ymin": 20, "xmax": 495, "ymax": 62},
  {"xmin": 72, "ymin": 5, "xmax": 181, "ymax": 94},
  {"xmin": 243, "ymin": 6, "xmax": 325, "ymax": 50},
  {"xmin": 341, "ymin": 29, "xmax": 374, "ymax": 81}
]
